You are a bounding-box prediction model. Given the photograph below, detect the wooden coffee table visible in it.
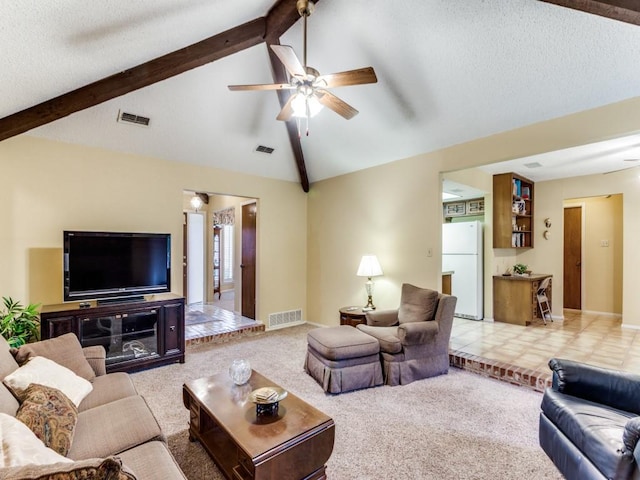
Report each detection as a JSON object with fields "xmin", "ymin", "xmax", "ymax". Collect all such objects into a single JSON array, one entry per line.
[{"xmin": 183, "ymin": 369, "xmax": 335, "ymax": 480}]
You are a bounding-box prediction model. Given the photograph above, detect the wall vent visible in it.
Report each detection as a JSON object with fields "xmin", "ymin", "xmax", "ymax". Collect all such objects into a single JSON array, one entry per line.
[
  {"xmin": 268, "ymin": 309, "xmax": 303, "ymax": 328},
  {"xmin": 255, "ymin": 145, "xmax": 275, "ymax": 154},
  {"xmin": 524, "ymin": 162, "xmax": 543, "ymax": 168},
  {"xmin": 117, "ymin": 110, "xmax": 151, "ymax": 127}
]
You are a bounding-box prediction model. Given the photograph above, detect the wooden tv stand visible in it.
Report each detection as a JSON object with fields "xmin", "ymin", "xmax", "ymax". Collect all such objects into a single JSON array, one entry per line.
[{"xmin": 40, "ymin": 293, "xmax": 185, "ymax": 373}]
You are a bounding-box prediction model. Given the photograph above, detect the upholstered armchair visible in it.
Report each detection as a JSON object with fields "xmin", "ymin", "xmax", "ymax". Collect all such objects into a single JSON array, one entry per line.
[{"xmin": 356, "ymin": 283, "xmax": 457, "ymax": 386}]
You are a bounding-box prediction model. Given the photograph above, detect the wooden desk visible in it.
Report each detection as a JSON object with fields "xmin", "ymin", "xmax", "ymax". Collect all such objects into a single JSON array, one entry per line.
[
  {"xmin": 493, "ymin": 274, "xmax": 552, "ymax": 326},
  {"xmin": 183, "ymin": 370, "xmax": 334, "ymax": 480}
]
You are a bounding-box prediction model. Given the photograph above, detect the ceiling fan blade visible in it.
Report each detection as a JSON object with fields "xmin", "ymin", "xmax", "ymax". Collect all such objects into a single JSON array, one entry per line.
[
  {"xmin": 228, "ymin": 83, "xmax": 294, "ymax": 91},
  {"xmin": 276, "ymin": 94, "xmax": 295, "ymax": 121},
  {"xmin": 317, "ymin": 67, "xmax": 378, "ymax": 88},
  {"xmin": 317, "ymin": 91, "xmax": 359, "ymax": 120},
  {"xmin": 270, "ymin": 45, "xmax": 306, "ymax": 77}
]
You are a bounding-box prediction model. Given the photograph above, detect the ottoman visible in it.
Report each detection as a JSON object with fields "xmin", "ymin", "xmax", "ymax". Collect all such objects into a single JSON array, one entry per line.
[{"xmin": 305, "ymin": 325, "xmax": 383, "ymax": 394}]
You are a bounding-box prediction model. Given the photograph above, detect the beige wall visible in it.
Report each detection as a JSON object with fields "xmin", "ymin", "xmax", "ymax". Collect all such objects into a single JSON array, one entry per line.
[
  {"xmin": 307, "ymin": 96, "xmax": 640, "ymax": 328},
  {"xmin": 0, "ymin": 136, "xmax": 307, "ymax": 324}
]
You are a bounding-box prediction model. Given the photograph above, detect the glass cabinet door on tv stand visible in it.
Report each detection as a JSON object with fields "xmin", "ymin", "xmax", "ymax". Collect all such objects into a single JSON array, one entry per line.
[
  {"xmin": 40, "ymin": 293, "xmax": 185, "ymax": 373},
  {"xmin": 80, "ymin": 309, "xmax": 159, "ymax": 366}
]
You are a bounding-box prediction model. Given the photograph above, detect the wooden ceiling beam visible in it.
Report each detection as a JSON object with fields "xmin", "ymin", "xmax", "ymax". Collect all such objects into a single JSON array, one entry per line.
[
  {"xmin": 539, "ymin": 0, "xmax": 640, "ymax": 26},
  {"xmin": 264, "ymin": 0, "xmax": 322, "ymax": 192},
  {"xmin": 267, "ymin": 39, "xmax": 310, "ymax": 192}
]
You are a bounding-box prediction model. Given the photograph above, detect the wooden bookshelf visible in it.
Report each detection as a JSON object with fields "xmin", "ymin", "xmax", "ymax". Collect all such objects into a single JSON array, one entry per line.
[{"xmin": 493, "ymin": 173, "xmax": 534, "ymax": 249}]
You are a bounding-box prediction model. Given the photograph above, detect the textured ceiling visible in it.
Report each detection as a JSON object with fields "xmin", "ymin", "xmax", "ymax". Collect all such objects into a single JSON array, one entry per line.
[{"xmin": 4, "ymin": 1, "xmax": 640, "ymax": 184}]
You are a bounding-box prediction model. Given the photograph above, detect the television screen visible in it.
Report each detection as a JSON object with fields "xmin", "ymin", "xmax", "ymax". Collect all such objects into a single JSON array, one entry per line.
[{"xmin": 63, "ymin": 231, "xmax": 171, "ymax": 302}]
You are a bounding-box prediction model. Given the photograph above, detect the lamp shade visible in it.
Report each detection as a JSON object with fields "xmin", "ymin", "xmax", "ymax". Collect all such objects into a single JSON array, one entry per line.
[{"xmin": 357, "ymin": 255, "xmax": 383, "ymax": 277}]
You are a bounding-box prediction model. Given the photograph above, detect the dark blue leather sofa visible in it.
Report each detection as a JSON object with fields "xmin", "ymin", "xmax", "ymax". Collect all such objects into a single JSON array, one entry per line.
[{"xmin": 539, "ymin": 358, "xmax": 640, "ymax": 480}]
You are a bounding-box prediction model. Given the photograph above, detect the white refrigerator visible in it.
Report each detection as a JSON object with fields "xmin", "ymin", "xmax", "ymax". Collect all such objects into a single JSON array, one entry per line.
[{"xmin": 442, "ymin": 221, "xmax": 483, "ymax": 320}]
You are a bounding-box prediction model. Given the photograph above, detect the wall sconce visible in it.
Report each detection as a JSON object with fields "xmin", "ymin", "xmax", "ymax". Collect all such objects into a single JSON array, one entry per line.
[
  {"xmin": 356, "ymin": 255, "xmax": 383, "ymax": 310},
  {"xmin": 543, "ymin": 218, "xmax": 551, "ymax": 240}
]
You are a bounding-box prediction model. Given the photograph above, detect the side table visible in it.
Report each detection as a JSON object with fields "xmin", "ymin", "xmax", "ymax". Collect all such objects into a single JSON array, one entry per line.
[{"xmin": 339, "ymin": 306, "xmax": 368, "ymax": 327}]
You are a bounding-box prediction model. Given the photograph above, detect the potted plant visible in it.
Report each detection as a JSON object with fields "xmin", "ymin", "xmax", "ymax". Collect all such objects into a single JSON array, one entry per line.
[
  {"xmin": 513, "ymin": 263, "xmax": 529, "ymax": 276},
  {"xmin": 0, "ymin": 297, "xmax": 41, "ymax": 348}
]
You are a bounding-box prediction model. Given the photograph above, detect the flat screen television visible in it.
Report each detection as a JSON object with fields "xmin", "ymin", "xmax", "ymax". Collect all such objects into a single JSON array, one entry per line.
[{"xmin": 63, "ymin": 231, "xmax": 171, "ymax": 303}]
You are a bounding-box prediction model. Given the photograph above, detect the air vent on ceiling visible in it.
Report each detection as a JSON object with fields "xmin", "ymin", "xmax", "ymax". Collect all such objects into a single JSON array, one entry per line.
[
  {"xmin": 117, "ymin": 111, "xmax": 151, "ymax": 127},
  {"xmin": 524, "ymin": 162, "xmax": 543, "ymax": 169},
  {"xmin": 255, "ymin": 145, "xmax": 275, "ymax": 154}
]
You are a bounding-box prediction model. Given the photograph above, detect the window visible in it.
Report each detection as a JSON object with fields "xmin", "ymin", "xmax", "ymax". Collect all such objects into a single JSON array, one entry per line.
[{"xmin": 222, "ymin": 225, "xmax": 234, "ymax": 283}]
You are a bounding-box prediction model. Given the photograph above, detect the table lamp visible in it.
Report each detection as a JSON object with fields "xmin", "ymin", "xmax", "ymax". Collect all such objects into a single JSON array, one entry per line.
[{"xmin": 356, "ymin": 255, "xmax": 383, "ymax": 310}]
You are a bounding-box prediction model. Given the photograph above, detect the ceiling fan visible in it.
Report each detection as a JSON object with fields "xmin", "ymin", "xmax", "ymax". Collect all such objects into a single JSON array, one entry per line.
[{"xmin": 228, "ymin": 0, "xmax": 377, "ymax": 134}]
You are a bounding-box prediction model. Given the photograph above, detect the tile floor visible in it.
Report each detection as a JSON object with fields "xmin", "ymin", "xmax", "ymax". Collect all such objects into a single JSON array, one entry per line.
[
  {"xmin": 184, "ymin": 302, "xmax": 264, "ymax": 346},
  {"xmin": 183, "ymin": 303, "xmax": 639, "ymax": 391},
  {"xmin": 449, "ymin": 310, "xmax": 640, "ymax": 390}
]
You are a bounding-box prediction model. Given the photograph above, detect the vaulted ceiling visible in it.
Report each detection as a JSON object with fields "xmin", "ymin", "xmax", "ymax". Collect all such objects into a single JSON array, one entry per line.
[{"xmin": 3, "ymin": 1, "xmax": 640, "ymax": 191}]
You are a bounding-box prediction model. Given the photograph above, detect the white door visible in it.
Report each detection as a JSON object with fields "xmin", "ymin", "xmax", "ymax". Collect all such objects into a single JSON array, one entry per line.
[{"xmin": 187, "ymin": 213, "xmax": 204, "ymax": 305}]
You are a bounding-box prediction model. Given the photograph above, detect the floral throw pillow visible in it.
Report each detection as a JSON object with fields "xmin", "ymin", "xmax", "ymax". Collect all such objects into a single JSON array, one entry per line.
[
  {"xmin": 15, "ymin": 383, "xmax": 78, "ymax": 456},
  {"xmin": 1, "ymin": 456, "xmax": 137, "ymax": 480}
]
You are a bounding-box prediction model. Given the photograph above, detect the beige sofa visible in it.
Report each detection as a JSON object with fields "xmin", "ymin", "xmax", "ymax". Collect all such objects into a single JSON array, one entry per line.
[{"xmin": 0, "ymin": 333, "xmax": 186, "ymax": 480}]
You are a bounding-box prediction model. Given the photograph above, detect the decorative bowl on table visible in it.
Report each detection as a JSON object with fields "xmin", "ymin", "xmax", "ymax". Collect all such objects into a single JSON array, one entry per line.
[
  {"xmin": 229, "ymin": 359, "xmax": 252, "ymax": 385},
  {"xmin": 249, "ymin": 386, "xmax": 288, "ymax": 416}
]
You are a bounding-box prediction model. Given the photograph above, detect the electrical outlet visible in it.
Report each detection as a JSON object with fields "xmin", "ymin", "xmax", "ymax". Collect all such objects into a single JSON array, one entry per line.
[
  {"xmin": 600, "ymin": 240, "xmax": 609, "ymax": 247},
  {"xmin": 427, "ymin": 247, "xmax": 433, "ymax": 257}
]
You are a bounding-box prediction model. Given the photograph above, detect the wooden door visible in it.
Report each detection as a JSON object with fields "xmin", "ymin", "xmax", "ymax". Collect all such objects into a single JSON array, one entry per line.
[
  {"xmin": 564, "ymin": 206, "xmax": 582, "ymax": 309},
  {"xmin": 241, "ymin": 203, "xmax": 257, "ymax": 319}
]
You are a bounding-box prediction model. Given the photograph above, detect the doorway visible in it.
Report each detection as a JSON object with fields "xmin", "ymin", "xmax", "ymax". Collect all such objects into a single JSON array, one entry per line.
[
  {"xmin": 563, "ymin": 206, "xmax": 582, "ymax": 309},
  {"xmin": 182, "ymin": 190, "xmax": 257, "ymax": 316}
]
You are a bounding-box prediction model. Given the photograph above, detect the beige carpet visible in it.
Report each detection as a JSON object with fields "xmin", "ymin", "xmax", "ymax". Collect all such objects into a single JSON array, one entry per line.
[{"xmin": 130, "ymin": 324, "xmax": 563, "ymax": 480}]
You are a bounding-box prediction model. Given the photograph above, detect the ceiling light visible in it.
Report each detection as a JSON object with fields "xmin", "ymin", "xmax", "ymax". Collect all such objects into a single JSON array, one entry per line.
[
  {"xmin": 442, "ymin": 192, "xmax": 461, "ymax": 200},
  {"xmin": 291, "ymin": 91, "xmax": 323, "ymax": 118},
  {"xmin": 190, "ymin": 195, "xmax": 203, "ymax": 212},
  {"xmin": 524, "ymin": 162, "xmax": 543, "ymax": 168}
]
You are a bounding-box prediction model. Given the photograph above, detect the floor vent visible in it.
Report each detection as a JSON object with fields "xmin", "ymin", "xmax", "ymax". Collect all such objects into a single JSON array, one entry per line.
[
  {"xmin": 255, "ymin": 145, "xmax": 275, "ymax": 154},
  {"xmin": 117, "ymin": 111, "xmax": 151, "ymax": 127},
  {"xmin": 268, "ymin": 309, "xmax": 302, "ymax": 328}
]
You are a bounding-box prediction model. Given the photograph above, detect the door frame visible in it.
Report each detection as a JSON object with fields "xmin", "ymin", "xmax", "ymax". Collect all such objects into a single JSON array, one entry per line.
[{"xmin": 564, "ymin": 202, "xmax": 586, "ymax": 310}]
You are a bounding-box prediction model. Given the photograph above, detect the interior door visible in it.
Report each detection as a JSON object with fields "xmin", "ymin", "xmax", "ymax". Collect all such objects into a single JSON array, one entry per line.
[
  {"xmin": 241, "ymin": 203, "xmax": 257, "ymax": 319},
  {"xmin": 182, "ymin": 213, "xmax": 188, "ymax": 298},
  {"xmin": 187, "ymin": 212, "xmax": 205, "ymax": 305},
  {"xmin": 564, "ymin": 206, "xmax": 582, "ymax": 309}
]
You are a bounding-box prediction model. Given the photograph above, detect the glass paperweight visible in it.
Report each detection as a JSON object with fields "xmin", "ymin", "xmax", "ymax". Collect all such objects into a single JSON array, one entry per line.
[{"xmin": 229, "ymin": 359, "xmax": 252, "ymax": 385}]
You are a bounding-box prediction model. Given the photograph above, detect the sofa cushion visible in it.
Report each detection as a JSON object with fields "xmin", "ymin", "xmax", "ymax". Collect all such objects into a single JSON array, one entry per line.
[
  {"xmin": 1, "ymin": 456, "xmax": 137, "ymax": 480},
  {"xmin": 0, "ymin": 412, "xmax": 72, "ymax": 468},
  {"xmin": 68, "ymin": 395, "xmax": 164, "ymax": 460},
  {"xmin": 0, "ymin": 336, "xmax": 19, "ymax": 380},
  {"xmin": 541, "ymin": 388, "xmax": 635, "ymax": 479},
  {"xmin": 15, "ymin": 383, "xmax": 78, "ymax": 456},
  {"xmin": 117, "ymin": 440, "xmax": 187, "ymax": 480},
  {"xmin": 397, "ymin": 284, "xmax": 439, "ymax": 324},
  {"xmin": 356, "ymin": 325, "xmax": 402, "ymax": 354},
  {"xmin": 12, "ymin": 333, "xmax": 96, "ymax": 381},
  {"xmin": 3, "ymin": 356, "xmax": 93, "ymax": 407},
  {"xmin": 78, "ymin": 372, "xmax": 138, "ymax": 412}
]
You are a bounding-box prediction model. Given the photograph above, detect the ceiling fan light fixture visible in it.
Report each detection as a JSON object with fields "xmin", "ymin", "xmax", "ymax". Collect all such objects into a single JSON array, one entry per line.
[{"xmin": 291, "ymin": 92, "xmax": 323, "ymax": 118}]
